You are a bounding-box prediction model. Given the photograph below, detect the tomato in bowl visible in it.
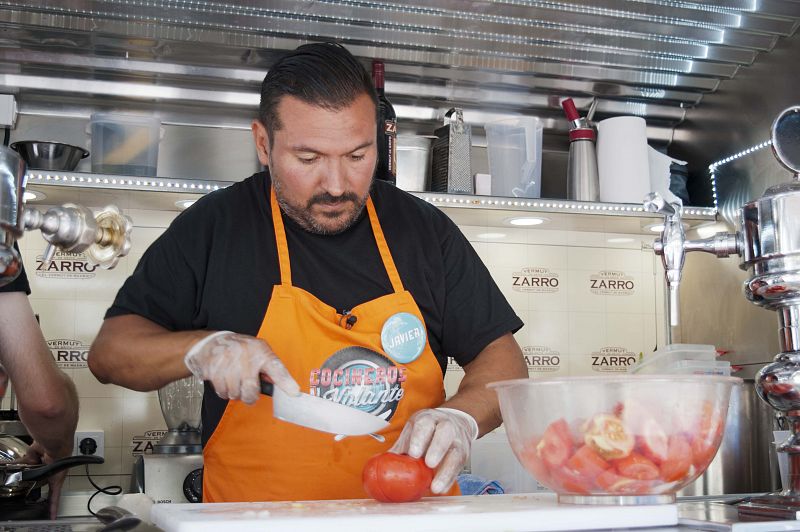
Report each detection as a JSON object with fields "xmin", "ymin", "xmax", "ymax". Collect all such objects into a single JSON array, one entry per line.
[{"xmin": 488, "ymin": 375, "xmax": 741, "ymax": 504}]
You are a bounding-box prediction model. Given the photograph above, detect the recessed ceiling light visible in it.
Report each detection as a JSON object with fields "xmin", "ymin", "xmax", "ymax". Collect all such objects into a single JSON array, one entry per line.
[
  {"xmin": 506, "ymin": 216, "xmax": 547, "ymax": 226},
  {"xmin": 607, "ymin": 237, "xmax": 635, "ymax": 244},
  {"xmin": 476, "ymin": 232, "xmax": 507, "ymax": 239},
  {"xmin": 23, "ymin": 190, "xmax": 46, "ymax": 202},
  {"xmin": 175, "ymin": 199, "xmax": 196, "ymax": 211}
]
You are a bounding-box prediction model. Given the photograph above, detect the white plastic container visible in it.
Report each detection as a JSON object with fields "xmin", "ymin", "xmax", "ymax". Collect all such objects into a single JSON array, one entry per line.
[
  {"xmin": 628, "ymin": 343, "xmax": 720, "ymax": 375},
  {"xmin": 666, "ymin": 360, "xmax": 731, "ymax": 376},
  {"xmin": 396, "ymin": 135, "xmax": 431, "ymax": 192},
  {"xmin": 90, "ymin": 113, "xmax": 161, "ymax": 176},
  {"xmin": 485, "ymin": 117, "xmax": 543, "ymax": 198}
]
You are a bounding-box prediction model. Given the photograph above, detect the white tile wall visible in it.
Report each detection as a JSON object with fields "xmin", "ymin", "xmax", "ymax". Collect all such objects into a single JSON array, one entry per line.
[
  {"xmin": 20, "ymin": 207, "xmax": 666, "ymax": 496},
  {"xmin": 19, "ymin": 207, "xmax": 178, "ymax": 498}
]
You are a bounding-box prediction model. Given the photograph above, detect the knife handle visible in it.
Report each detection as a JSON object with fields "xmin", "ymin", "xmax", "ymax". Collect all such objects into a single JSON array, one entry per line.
[{"xmin": 260, "ymin": 379, "xmax": 274, "ymax": 397}]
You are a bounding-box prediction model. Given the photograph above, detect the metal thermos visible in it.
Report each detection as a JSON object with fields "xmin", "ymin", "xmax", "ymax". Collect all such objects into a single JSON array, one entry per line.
[{"xmin": 562, "ymin": 98, "xmax": 599, "ymax": 202}]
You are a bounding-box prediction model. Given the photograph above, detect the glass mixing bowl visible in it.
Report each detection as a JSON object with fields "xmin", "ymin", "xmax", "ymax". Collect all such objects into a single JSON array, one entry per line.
[{"xmin": 488, "ymin": 375, "xmax": 742, "ymax": 505}]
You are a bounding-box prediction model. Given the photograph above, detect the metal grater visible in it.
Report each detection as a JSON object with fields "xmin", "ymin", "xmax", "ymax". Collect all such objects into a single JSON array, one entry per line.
[{"xmin": 430, "ymin": 108, "xmax": 473, "ymax": 194}]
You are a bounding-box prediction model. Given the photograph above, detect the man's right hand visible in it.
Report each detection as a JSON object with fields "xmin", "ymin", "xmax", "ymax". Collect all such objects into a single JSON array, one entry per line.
[{"xmin": 184, "ymin": 331, "xmax": 300, "ymax": 404}]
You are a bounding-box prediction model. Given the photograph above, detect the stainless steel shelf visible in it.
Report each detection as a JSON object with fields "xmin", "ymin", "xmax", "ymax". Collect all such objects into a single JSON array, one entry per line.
[
  {"xmin": 410, "ymin": 191, "xmax": 716, "ymax": 220},
  {"xmin": 24, "ymin": 170, "xmax": 228, "ymax": 194},
  {"xmin": 24, "ymin": 171, "xmax": 717, "ymax": 233}
]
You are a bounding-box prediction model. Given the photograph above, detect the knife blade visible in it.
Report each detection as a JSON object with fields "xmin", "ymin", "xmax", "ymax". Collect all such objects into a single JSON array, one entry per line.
[{"xmin": 260, "ymin": 381, "xmax": 390, "ymax": 436}]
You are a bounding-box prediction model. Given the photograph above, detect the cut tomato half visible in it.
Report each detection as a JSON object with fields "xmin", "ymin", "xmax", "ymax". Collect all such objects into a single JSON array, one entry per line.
[
  {"xmin": 583, "ymin": 413, "xmax": 635, "ymax": 460},
  {"xmin": 691, "ymin": 401, "xmax": 725, "ymax": 468},
  {"xmin": 550, "ymin": 466, "xmax": 593, "ymax": 495},
  {"xmin": 520, "ymin": 440, "xmax": 552, "ymax": 486},
  {"xmin": 638, "ymin": 418, "xmax": 669, "ymax": 464},
  {"xmin": 537, "ymin": 418, "xmax": 574, "ymax": 468},
  {"xmin": 660, "ymin": 434, "xmax": 693, "ymax": 482},
  {"xmin": 612, "ymin": 452, "xmax": 660, "ymax": 481},
  {"xmin": 566, "ymin": 444, "xmax": 610, "ymax": 481},
  {"xmin": 596, "ymin": 469, "xmax": 654, "ymax": 495}
]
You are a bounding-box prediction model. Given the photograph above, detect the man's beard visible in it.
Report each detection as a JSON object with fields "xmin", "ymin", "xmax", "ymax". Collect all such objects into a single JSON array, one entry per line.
[{"xmin": 271, "ymin": 166, "xmax": 372, "ymax": 236}]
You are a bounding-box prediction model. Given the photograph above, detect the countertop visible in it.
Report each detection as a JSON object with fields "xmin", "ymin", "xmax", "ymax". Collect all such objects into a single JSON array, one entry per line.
[{"xmin": 14, "ymin": 494, "xmax": 800, "ymax": 532}]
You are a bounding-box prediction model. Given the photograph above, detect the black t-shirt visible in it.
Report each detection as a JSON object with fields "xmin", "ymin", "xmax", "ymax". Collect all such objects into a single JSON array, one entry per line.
[
  {"xmin": 0, "ymin": 242, "xmax": 30, "ymax": 294},
  {"xmin": 107, "ymin": 171, "xmax": 523, "ymax": 443}
]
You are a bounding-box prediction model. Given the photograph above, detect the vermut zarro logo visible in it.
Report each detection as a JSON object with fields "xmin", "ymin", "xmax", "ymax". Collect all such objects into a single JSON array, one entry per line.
[
  {"xmin": 522, "ymin": 345, "xmax": 561, "ymax": 373},
  {"xmin": 589, "ymin": 270, "xmax": 635, "ymax": 296},
  {"xmin": 512, "ymin": 267, "xmax": 561, "ymax": 293},
  {"xmin": 48, "ymin": 338, "xmax": 90, "ymax": 369},
  {"xmin": 36, "ymin": 251, "xmax": 97, "ymax": 279},
  {"xmin": 591, "ymin": 346, "xmax": 639, "ymax": 373}
]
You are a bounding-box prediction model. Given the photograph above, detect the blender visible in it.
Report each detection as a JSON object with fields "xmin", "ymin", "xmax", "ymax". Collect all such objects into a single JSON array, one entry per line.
[
  {"xmin": 645, "ymin": 105, "xmax": 800, "ymax": 519},
  {"xmin": 153, "ymin": 375, "xmax": 203, "ymax": 454},
  {"xmin": 140, "ymin": 376, "xmax": 205, "ymax": 504}
]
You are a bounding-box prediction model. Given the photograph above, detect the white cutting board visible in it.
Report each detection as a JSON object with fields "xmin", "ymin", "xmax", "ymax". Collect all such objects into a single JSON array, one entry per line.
[{"xmin": 150, "ymin": 493, "xmax": 678, "ymax": 532}]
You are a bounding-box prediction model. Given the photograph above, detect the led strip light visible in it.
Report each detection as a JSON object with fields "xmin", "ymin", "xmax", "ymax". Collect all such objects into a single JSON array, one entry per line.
[
  {"xmin": 707, "ymin": 139, "xmax": 772, "ymax": 209},
  {"xmin": 25, "ymin": 171, "xmax": 717, "ymax": 218},
  {"xmin": 413, "ymin": 193, "xmax": 716, "ymax": 217},
  {"xmin": 25, "ymin": 171, "xmax": 226, "ymax": 192}
]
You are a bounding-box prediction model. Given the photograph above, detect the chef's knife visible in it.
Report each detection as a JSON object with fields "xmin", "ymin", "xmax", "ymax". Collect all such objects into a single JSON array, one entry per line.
[{"xmin": 260, "ymin": 381, "xmax": 390, "ymax": 436}]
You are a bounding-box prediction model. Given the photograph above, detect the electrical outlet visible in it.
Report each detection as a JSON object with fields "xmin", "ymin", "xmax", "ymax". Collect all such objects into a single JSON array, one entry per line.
[{"xmin": 74, "ymin": 430, "xmax": 104, "ymax": 459}]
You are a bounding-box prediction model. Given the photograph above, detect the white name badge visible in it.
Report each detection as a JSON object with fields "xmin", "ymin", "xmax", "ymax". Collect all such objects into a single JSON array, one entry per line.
[{"xmin": 381, "ymin": 312, "xmax": 426, "ymax": 364}]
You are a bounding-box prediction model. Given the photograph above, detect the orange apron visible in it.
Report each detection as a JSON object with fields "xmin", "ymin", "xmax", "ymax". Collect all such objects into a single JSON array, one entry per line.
[{"xmin": 203, "ymin": 186, "xmax": 459, "ymax": 502}]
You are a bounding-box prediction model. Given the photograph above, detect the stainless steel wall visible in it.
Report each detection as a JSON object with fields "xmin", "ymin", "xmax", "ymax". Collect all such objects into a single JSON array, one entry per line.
[
  {"xmin": 665, "ymin": 26, "xmax": 800, "ymax": 367},
  {"xmin": 672, "ymin": 30, "xmax": 800, "ymax": 213}
]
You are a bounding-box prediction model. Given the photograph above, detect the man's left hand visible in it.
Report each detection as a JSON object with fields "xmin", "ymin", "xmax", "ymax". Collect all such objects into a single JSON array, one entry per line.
[
  {"xmin": 390, "ymin": 408, "xmax": 478, "ymax": 494},
  {"xmin": 22, "ymin": 441, "xmax": 69, "ymax": 520}
]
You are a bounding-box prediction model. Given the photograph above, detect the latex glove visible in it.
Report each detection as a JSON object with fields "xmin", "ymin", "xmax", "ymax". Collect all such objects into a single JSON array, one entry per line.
[
  {"xmin": 390, "ymin": 407, "xmax": 479, "ymax": 494},
  {"xmin": 184, "ymin": 331, "xmax": 300, "ymax": 404},
  {"xmin": 21, "ymin": 441, "xmax": 67, "ymax": 520}
]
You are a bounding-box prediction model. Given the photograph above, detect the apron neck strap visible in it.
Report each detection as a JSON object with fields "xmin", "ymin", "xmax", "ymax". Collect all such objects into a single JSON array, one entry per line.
[
  {"xmin": 366, "ymin": 196, "xmax": 404, "ymax": 294},
  {"xmin": 269, "ymin": 185, "xmax": 405, "ymax": 294},
  {"xmin": 270, "ymin": 186, "xmax": 292, "ymax": 286}
]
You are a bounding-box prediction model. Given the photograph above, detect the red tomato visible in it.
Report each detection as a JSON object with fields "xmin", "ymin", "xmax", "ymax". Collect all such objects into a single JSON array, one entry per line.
[
  {"xmin": 550, "ymin": 466, "xmax": 593, "ymax": 495},
  {"xmin": 520, "ymin": 440, "xmax": 552, "ymax": 486},
  {"xmin": 583, "ymin": 413, "xmax": 634, "ymax": 460},
  {"xmin": 660, "ymin": 434, "xmax": 693, "ymax": 482},
  {"xmin": 611, "ymin": 452, "xmax": 660, "ymax": 481},
  {"xmin": 537, "ymin": 419, "xmax": 574, "ymax": 468},
  {"xmin": 566, "ymin": 445, "xmax": 610, "ymax": 481},
  {"xmin": 362, "ymin": 452, "xmax": 433, "ymax": 503},
  {"xmin": 638, "ymin": 418, "xmax": 669, "ymax": 464},
  {"xmin": 596, "ymin": 470, "xmax": 653, "ymax": 495},
  {"xmin": 691, "ymin": 402, "xmax": 724, "ymax": 468}
]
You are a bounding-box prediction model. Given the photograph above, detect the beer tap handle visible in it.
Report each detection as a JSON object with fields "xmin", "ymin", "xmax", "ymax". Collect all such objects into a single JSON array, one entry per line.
[
  {"xmin": 85, "ymin": 205, "xmax": 133, "ymax": 269},
  {"xmin": 41, "ymin": 243, "xmax": 56, "ymax": 268},
  {"xmin": 644, "ymin": 193, "xmax": 742, "ymax": 329},
  {"xmin": 643, "ymin": 193, "xmax": 685, "ymax": 327}
]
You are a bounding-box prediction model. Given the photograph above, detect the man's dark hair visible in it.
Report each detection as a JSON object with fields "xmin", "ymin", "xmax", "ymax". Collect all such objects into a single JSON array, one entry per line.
[{"xmin": 258, "ymin": 42, "xmax": 378, "ymax": 146}]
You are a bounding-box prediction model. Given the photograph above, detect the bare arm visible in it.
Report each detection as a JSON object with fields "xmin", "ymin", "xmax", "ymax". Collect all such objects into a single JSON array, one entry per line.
[
  {"xmin": 0, "ymin": 292, "xmax": 78, "ymax": 458},
  {"xmin": 89, "ymin": 314, "xmax": 300, "ymax": 402},
  {"xmin": 88, "ymin": 314, "xmax": 209, "ymax": 391},
  {"xmin": 441, "ymin": 332, "xmax": 528, "ymax": 437}
]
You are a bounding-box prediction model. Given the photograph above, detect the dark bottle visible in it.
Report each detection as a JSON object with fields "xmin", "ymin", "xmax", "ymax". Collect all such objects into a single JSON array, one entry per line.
[{"xmin": 372, "ymin": 60, "xmax": 397, "ymax": 185}]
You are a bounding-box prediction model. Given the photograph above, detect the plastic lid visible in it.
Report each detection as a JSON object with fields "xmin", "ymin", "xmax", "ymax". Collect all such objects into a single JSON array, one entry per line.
[
  {"xmin": 658, "ymin": 343, "xmax": 716, "ymax": 354},
  {"xmin": 628, "ymin": 344, "xmax": 719, "ymax": 374},
  {"xmin": 90, "ymin": 112, "xmax": 161, "ymax": 127}
]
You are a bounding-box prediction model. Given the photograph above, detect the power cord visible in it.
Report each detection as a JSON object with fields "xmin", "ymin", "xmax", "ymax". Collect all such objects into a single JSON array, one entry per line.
[{"xmin": 85, "ymin": 463, "xmax": 123, "ymax": 517}]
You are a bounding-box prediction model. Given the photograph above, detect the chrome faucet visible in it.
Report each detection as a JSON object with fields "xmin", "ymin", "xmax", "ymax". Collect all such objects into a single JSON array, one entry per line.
[{"xmin": 643, "ymin": 193, "xmax": 740, "ymax": 327}]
